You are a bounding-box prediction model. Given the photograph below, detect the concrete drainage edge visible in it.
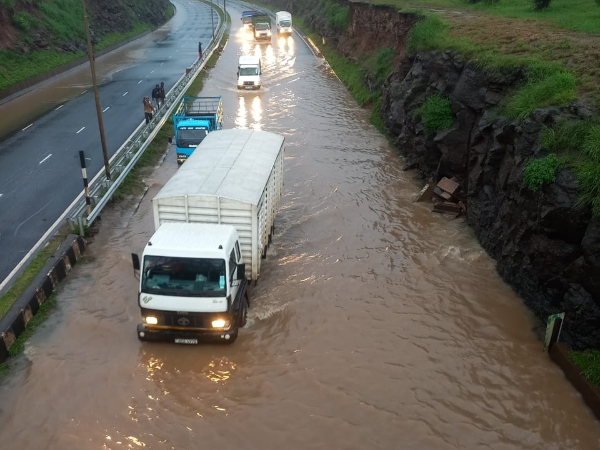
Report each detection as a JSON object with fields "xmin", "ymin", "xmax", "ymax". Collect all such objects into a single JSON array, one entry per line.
[{"xmin": 0, "ymin": 234, "xmax": 86, "ymax": 363}]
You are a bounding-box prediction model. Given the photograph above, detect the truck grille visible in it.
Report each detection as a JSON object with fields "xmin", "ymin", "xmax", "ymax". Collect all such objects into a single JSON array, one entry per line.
[
  {"xmin": 243, "ymin": 81, "xmax": 254, "ymax": 86},
  {"xmin": 144, "ymin": 309, "xmax": 225, "ymax": 329}
]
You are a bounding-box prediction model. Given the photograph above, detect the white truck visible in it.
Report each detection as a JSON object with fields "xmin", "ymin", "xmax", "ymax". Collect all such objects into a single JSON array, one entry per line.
[
  {"xmin": 275, "ymin": 11, "xmax": 292, "ymax": 35},
  {"xmin": 237, "ymin": 55, "xmax": 262, "ymax": 90},
  {"xmin": 132, "ymin": 129, "xmax": 285, "ymax": 344}
]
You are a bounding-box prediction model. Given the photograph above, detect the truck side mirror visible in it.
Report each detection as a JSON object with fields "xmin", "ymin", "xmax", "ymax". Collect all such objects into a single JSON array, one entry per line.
[
  {"xmin": 168, "ymin": 136, "xmax": 173, "ymax": 144},
  {"xmin": 237, "ymin": 263, "xmax": 246, "ymax": 280},
  {"xmin": 132, "ymin": 253, "xmax": 140, "ymax": 272}
]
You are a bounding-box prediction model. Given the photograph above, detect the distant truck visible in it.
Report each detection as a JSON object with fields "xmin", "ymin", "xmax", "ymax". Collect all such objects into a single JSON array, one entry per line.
[
  {"xmin": 132, "ymin": 129, "xmax": 285, "ymax": 344},
  {"xmin": 241, "ymin": 10, "xmax": 258, "ymax": 30},
  {"xmin": 275, "ymin": 11, "xmax": 292, "ymax": 35},
  {"xmin": 253, "ymin": 22, "xmax": 272, "ymax": 41},
  {"xmin": 237, "ymin": 55, "xmax": 261, "ymax": 90},
  {"xmin": 171, "ymin": 96, "xmax": 223, "ymax": 164}
]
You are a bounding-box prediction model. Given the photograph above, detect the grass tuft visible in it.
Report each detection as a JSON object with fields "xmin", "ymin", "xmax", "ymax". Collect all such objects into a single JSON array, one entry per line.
[
  {"xmin": 570, "ymin": 350, "xmax": 600, "ymax": 388},
  {"xmin": 523, "ymin": 153, "xmax": 564, "ymax": 192},
  {"xmin": 417, "ymin": 94, "xmax": 454, "ymax": 132}
]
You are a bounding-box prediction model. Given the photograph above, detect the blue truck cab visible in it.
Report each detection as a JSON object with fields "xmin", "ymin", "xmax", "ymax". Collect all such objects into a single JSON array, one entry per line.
[{"xmin": 172, "ymin": 96, "xmax": 223, "ymax": 164}]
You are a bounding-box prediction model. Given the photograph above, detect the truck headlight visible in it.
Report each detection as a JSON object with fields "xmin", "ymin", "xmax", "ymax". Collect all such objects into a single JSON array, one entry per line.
[
  {"xmin": 145, "ymin": 316, "xmax": 158, "ymax": 325},
  {"xmin": 211, "ymin": 319, "xmax": 228, "ymax": 328},
  {"xmin": 267, "ymin": 31, "xmax": 271, "ymax": 36}
]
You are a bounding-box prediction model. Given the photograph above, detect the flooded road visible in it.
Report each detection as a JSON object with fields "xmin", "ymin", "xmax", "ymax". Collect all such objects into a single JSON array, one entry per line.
[{"xmin": 0, "ymin": 5, "xmax": 599, "ymax": 449}]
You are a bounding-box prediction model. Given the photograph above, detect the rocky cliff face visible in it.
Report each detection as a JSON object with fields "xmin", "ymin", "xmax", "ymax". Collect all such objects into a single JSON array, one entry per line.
[
  {"xmin": 260, "ymin": 0, "xmax": 600, "ymax": 349},
  {"xmin": 382, "ymin": 51, "xmax": 600, "ymax": 349}
]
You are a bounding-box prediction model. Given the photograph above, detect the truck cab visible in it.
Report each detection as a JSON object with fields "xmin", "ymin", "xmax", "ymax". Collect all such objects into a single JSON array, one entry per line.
[
  {"xmin": 254, "ymin": 22, "xmax": 271, "ymax": 40},
  {"xmin": 134, "ymin": 223, "xmax": 249, "ymax": 344},
  {"xmin": 237, "ymin": 55, "xmax": 261, "ymax": 90},
  {"xmin": 275, "ymin": 11, "xmax": 292, "ymax": 35},
  {"xmin": 172, "ymin": 96, "xmax": 223, "ymax": 164},
  {"xmin": 241, "ymin": 10, "xmax": 258, "ymax": 30}
]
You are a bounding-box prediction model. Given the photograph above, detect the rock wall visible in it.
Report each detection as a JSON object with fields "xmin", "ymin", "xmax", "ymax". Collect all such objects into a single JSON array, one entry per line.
[
  {"xmin": 382, "ymin": 51, "xmax": 600, "ymax": 349},
  {"xmin": 259, "ymin": 0, "xmax": 600, "ymax": 348}
]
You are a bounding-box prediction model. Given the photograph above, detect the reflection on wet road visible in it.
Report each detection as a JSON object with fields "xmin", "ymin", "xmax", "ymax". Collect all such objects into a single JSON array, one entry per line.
[{"xmin": 0, "ymin": 3, "xmax": 599, "ymax": 449}]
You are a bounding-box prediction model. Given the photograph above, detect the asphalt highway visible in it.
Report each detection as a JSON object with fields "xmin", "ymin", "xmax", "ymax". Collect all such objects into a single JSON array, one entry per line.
[{"xmin": 0, "ymin": 0, "xmax": 221, "ymax": 287}]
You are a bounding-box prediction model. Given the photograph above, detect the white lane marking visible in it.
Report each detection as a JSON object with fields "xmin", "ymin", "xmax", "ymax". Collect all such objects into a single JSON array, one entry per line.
[
  {"xmin": 161, "ymin": 62, "xmax": 164, "ymax": 66},
  {"xmin": 76, "ymin": 127, "xmax": 85, "ymax": 134},
  {"xmin": 123, "ymin": 91, "xmax": 128, "ymax": 97},
  {"xmin": 150, "ymin": 70, "xmax": 155, "ymax": 73},
  {"xmin": 39, "ymin": 154, "xmax": 52, "ymax": 165},
  {"xmin": 168, "ymin": 55, "xmax": 172, "ymax": 59},
  {"xmin": 103, "ymin": 106, "xmax": 110, "ymax": 112},
  {"xmin": 22, "ymin": 124, "xmax": 33, "ymax": 131},
  {"xmin": 55, "ymin": 105, "xmax": 64, "ymax": 111},
  {"xmin": 81, "ymin": 90, "xmax": 88, "ymax": 95},
  {"xmin": 138, "ymin": 80, "xmax": 143, "ymax": 84},
  {"xmin": 0, "ymin": 194, "xmax": 3, "ymax": 198}
]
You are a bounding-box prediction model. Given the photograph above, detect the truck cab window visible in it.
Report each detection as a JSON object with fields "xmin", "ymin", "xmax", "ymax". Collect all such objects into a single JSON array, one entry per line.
[
  {"xmin": 229, "ymin": 249, "xmax": 237, "ymax": 281},
  {"xmin": 235, "ymin": 241, "xmax": 241, "ymax": 261}
]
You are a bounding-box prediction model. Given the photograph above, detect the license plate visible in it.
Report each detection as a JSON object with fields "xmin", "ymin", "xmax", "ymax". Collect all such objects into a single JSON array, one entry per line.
[
  {"xmin": 245, "ymin": 86, "xmax": 253, "ymax": 90},
  {"xmin": 175, "ymin": 338, "xmax": 198, "ymax": 345}
]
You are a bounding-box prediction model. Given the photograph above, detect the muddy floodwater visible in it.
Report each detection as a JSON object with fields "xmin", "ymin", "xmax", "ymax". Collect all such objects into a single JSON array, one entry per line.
[{"xmin": 1, "ymin": 7, "xmax": 599, "ymax": 450}]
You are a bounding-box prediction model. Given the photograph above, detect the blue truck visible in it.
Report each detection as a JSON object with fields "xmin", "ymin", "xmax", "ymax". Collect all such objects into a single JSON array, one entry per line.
[{"xmin": 171, "ymin": 96, "xmax": 223, "ymax": 164}]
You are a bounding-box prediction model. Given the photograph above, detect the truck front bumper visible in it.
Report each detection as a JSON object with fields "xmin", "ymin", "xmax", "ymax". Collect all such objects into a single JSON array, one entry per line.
[{"xmin": 137, "ymin": 323, "xmax": 237, "ymax": 343}]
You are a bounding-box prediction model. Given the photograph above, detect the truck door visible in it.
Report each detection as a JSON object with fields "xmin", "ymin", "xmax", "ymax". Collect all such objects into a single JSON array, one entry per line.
[{"xmin": 229, "ymin": 248, "xmax": 240, "ymax": 312}]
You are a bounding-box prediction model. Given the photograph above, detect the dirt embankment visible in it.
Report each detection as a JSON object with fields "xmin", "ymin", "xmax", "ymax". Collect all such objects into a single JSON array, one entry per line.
[
  {"xmin": 0, "ymin": 0, "xmax": 171, "ymax": 53},
  {"xmin": 261, "ymin": 0, "xmax": 600, "ymax": 350}
]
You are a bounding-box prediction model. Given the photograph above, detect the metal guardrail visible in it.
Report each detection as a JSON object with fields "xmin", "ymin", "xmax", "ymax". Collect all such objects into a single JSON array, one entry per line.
[{"xmin": 67, "ymin": 6, "xmax": 228, "ymax": 233}]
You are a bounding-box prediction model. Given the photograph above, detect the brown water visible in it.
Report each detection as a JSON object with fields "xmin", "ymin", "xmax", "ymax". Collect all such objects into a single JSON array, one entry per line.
[{"xmin": 0, "ymin": 9, "xmax": 599, "ymax": 450}]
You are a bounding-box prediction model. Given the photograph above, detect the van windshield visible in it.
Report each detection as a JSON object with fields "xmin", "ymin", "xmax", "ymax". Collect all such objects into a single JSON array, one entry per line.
[
  {"xmin": 239, "ymin": 67, "xmax": 259, "ymax": 76},
  {"xmin": 280, "ymin": 20, "xmax": 291, "ymax": 27},
  {"xmin": 141, "ymin": 256, "xmax": 226, "ymax": 297}
]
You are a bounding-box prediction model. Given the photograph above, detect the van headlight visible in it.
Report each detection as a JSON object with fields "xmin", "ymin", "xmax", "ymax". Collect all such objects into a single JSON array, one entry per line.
[
  {"xmin": 145, "ymin": 316, "xmax": 158, "ymax": 325},
  {"xmin": 211, "ymin": 319, "xmax": 229, "ymax": 328}
]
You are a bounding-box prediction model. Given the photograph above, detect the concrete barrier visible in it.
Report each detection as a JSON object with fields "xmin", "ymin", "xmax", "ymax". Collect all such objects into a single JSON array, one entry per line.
[
  {"xmin": 549, "ymin": 342, "xmax": 600, "ymax": 421},
  {"xmin": 0, "ymin": 235, "xmax": 86, "ymax": 363}
]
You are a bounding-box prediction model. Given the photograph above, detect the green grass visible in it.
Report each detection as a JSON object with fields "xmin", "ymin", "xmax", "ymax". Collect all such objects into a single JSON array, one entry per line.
[
  {"xmin": 570, "ymin": 349, "xmax": 600, "ymax": 388},
  {"xmin": 523, "ymin": 153, "xmax": 565, "ymax": 192},
  {"xmin": 0, "ymin": 227, "xmax": 69, "ymax": 317},
  {"xmin": 541, "ymin": 120, "xmax": 596, "ymax": 157},
  {"xmin": 375, "ymin": 0, "xmax": 600, "ymax": 35},
  {"xmin": 417, "ymin": 94, "xmax": 454, "ymax": 131}
]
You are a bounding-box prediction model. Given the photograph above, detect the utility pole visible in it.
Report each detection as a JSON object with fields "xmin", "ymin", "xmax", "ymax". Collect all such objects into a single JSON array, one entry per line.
[
  {"xmin": 211, "ymin": 0, "xmax": 215, "ymax": 39},
  {"xmin": 81, "ymin": 0, "xmax": 111, "ymax": 180}
]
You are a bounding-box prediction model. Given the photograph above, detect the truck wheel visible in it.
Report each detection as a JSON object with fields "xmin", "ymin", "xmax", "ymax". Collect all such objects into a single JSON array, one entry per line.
[
  {"xmin": 239, "ymin": 299, "xmax": 249, "ymax": 328},
  {"xmin": 227, "ymin": 327, "xmax": 239, "ymax": 344}
]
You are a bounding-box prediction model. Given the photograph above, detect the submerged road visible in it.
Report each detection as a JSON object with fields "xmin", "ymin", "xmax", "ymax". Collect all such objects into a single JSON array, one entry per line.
[
  {"xmin": 0, "ymin": 0, "xmax": 220, "ymax": 286},
  {"xmin": 0, "ymin": 2, "xmax": 598, "ymax": 449}
]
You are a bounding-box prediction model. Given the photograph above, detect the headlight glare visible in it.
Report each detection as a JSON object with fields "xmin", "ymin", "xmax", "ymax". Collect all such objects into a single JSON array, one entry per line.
[
  {"xmin": 212, "ymin": 319, "xmax": 227, "ymax": 328},
  {"xmin": 145, "ymin": 316, "xmax": 158, "ymax": 325}
]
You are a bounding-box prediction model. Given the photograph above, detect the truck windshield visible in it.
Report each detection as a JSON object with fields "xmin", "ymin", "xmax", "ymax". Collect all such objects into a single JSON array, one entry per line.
[
  {"xmin": 141, "ymin": 256, "xmax": 226, "ymax": 297},
  {"xmin": 280, "ymin": 20, "xmax": 291, "ymax": 27},
  {"xmin": 239, "ymin": 67, "xmax": 258, "ymax": 76},
  {"xmin": 177, "ymin": 128, "xmax": 208, "ymax": 146},
  {"xmin": 255, "ymin": 23, "xmax": 269, "ymax": 30}
]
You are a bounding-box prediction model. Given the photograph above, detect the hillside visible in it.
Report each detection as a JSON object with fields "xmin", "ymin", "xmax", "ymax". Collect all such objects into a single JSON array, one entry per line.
[{"xmin": 0, "ymin": 0, "xmax": 172, "ymax": 91}]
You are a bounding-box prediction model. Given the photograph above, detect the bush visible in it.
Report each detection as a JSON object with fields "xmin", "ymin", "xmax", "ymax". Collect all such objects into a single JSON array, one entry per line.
[
  {"xmin": 406, "ymin": 14, "xmax": 448, "ymax": 52},
  {"xmin": 325, "ymin": 1, "xmax": 349, "ymax": 31},
  {"xmin": 375, "ymin": 47, "xmax": 395, "ymax": 86},
  {"xmin": 533, "ymin": 0, "xmax": 552, "ymax": 10},
  {"xmin": 12, "ymin": 12, "xmax": 33, "ymax": 31},
  {"xmin": 417, "ymin": 94, "xmax": 454, "ymax": 132},
  {"xmin": 523, "ymin": 153, "xmax": 564, "ymax": 192}
]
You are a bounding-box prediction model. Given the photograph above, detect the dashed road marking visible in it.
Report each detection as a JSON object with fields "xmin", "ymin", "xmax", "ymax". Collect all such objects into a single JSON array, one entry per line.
[
  {"xmin": 55, "ymin": 105, "xmax": 64, "ymax": 111},
  {"xmin": 81, "ymin": 90, "xmax": 88, "ymax": 95},
  {"xmin": 150, "ymin": 70, "xmax": 155, "ymax": 73},
  {"xmin": 103, "ymin": 107, "xmax": 110, "ymax": 112},
  {"xmin": 123, "ymin": 91, "xmax": 128, "ymax": 97},
  {"xmin": 22, "ymin": 124, "xmax": 33, "ymax": 131},
  {"xmin": 76, "ymin": 127, "xmax": 85, "ymax": 134},
  {"xmin": 39, "ymin": 154, "xmax": 52, "ymax": 165},
  {"xmin": 138, "ymin": 80, "xmax": 143, "ymax": 84}
]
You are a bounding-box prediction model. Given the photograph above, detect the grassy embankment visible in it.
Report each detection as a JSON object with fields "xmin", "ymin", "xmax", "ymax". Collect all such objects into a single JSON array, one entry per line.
[
  {"xmin": 257, "ymin": 0, "xmax": 600, "ymax": 387},
  {"xmin": 0, "ymin": 2, "xmax": 227, "ymax": 377},
  {"xmin": 0, "ymin": 0, "xmax": 176, "ymax": 92}
]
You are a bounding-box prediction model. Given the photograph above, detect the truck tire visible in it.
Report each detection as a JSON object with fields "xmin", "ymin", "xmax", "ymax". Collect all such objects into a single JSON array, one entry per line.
[{"xmin": 239, "ymin": 298, "xmax": 249, "ymax": 328}]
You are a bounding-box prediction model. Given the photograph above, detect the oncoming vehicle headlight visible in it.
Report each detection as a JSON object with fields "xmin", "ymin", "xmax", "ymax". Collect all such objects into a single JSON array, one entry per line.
[
  {"xmin": 267, "ymin": 31, "xmax": 271, "ymax": 36},
  {"xmin": 145, "ymin": 316, "xmax": 158, "ymax": 325},
  {"xmin": 211, "ymin": 319, "xmax": 228, "ymax": 328}
]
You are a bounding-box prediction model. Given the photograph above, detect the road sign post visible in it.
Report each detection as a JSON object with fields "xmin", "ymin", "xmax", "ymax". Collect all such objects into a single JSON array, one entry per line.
[{"xmin": 543, "ymin": 312, "xmax": 565, "ymax": 352}]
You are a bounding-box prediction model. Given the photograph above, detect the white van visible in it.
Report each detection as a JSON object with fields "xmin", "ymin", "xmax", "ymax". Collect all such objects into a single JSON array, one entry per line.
[
  {"xmin": 237, "ymin": 55, "xmax": 261, "ymax": 90},
  {"xmin": 275, "ymin": 11, "xmax": 292, "ymax": 35}
]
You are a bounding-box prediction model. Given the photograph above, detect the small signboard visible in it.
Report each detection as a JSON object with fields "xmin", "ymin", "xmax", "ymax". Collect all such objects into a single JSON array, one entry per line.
[{"xmin": 543, "ymin": 312, "xmax": 565, "ymax": 352}]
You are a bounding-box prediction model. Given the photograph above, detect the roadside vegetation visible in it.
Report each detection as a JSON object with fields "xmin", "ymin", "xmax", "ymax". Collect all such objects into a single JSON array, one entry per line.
[
  {"xmin": 570, "ymin": 350, "xmax": 600, "ymax": 388},
  {"xmin": 0, "ymin": 0, "xmax": 174, "ymax": 92}
]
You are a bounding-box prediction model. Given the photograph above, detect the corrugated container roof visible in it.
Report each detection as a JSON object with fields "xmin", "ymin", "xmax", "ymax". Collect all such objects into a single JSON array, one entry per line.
[{"xmin": 154, "ymin": 129, "xmax": 284, "ymax": 206}]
